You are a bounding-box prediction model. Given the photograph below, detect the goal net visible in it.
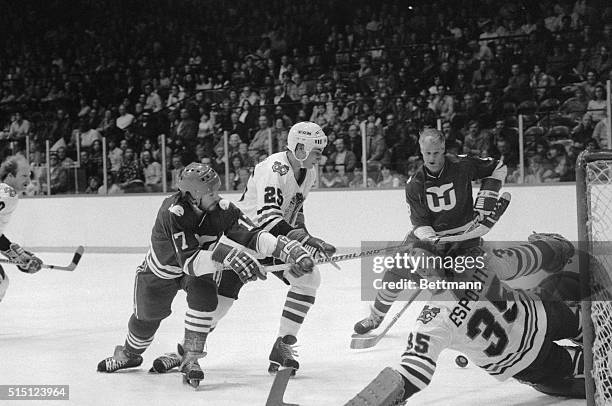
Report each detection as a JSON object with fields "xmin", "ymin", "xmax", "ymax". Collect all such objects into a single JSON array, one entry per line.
[{"xmin": 576, "ymin": 149, "xmax": 612, "ymax": 406}]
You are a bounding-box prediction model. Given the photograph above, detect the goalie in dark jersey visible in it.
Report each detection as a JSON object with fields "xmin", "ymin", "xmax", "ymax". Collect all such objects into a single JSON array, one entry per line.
[{"xmin": 97, "ymin": 163, "xmax": 314, "ymax": 387}]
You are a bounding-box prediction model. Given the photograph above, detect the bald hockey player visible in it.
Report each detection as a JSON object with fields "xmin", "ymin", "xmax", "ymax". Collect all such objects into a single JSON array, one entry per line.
[
  {"xmin": 354, "ymin": 128, "xmax": 508, "ymax": 334},
  {"xmin": 97, "ymin": 163, "xmax": 314, "ymax": 387},
  {"xmin": 0, "ymin": 155, "xmax": 43, "ymax": 302}
]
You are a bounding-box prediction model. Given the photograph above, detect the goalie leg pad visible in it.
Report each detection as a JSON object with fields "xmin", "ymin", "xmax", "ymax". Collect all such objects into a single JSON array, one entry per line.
[
  {"xmin": 344, "ymin": 367, "xmax": 406, "ymax": 406},
  {"xmin": 527, "ymin": 232, "xmax": 575, "ymax": 273}
]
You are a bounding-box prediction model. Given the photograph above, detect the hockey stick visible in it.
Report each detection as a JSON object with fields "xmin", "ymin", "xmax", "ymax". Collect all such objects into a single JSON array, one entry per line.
[
  {"xmin": 349, "ymin": 192, "xmax": 511, "ymax": 350},
  {"xmin": 0, "ymin": 246, "xmax": 85, "ymax": 272},
  {"xmin": 350, "ymin": 290, "xmax": 419, "ymax": 350},
  {"xmin": 265, "ymin": 367, "xmax": 298, "ymax": 406},
  {"xmin": 263, "ymin": 192, "xmax": 511, "ymax": 273}
]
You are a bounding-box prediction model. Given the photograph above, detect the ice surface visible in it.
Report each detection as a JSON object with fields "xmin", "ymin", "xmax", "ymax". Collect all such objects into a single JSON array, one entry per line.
[{"xmin": 0, "ymin": 253, "xmax": 584, "ymax": 406}]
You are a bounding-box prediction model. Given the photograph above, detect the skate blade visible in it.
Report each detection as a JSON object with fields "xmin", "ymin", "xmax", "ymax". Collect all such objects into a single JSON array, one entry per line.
[{"xmin": 182, "ymin": 375, "xmax": 201, "ymax": 389}]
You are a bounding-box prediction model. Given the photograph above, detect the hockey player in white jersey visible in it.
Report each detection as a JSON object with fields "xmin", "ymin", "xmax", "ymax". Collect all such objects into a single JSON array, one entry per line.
[
  {"xmin": 218, "ymin": 121, "xmax": 336, "ymax": 375},
  {"xmin": 0, "ymin": 155, "xmax": 43, "ymax": 302},
  {"xmin": 345, "ymin": 233, "xmax": 585, "ymax": 405}
]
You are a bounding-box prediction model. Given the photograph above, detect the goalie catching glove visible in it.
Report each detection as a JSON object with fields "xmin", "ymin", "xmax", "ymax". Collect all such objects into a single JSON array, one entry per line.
[
  {"xmin": 287, "ymin": 228, "xmax": 336, "ymax": 261},
  {"xmin": 272, "ymin": 235, "xmax": 315, "ymax": 277},
  {"xmin": 0, "ymin": 243, "xmax": 43, "ymax": 274}
]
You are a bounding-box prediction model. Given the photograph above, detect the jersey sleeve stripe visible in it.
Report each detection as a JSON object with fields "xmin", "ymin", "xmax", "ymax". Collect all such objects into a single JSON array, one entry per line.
[
  {"xmin": 397, "ymin": 364, "xmax": 431, "ymax": 388},
  {"xmin": 400, "ymin": 352, "xmax": 436, "ymax": 368},
  {"xmin": 401, "ymin": 357, "xmax": 436, "ymax": 376},
  {"xmin": 256, "ymin": 204, "xmax": 282, "ymax": 215},
  {"xmin": 258, "ymin": 210, "xmax": 285, "ymax": 225}
]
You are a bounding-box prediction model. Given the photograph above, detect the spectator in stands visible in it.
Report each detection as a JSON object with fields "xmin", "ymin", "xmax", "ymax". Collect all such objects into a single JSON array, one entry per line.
[
  {"xmin": 471, "ymin": 60, "xmax": 498, "ymax": 94},
  {"xmin": 585, "ymin": 85, "xmax": 607, "ymax": 123},
  {"xmin": 428, "ymin": 85, "xmax": 455, "ymax": 122},
  {"xmin": 249, "ymin": 116, "xmax": 272, "ymax": 155},
  {"xmin": 39, "ymin": 152, "xmax": 69, "ymax": 195},
  {"xmin": 348, "ymin": 164, "xmax": 376, "ymax": 188},
  {"xmin": 503, "ymin": 64, "xmax": 530, "ymax": 103},
  {"xmin": 366, "ymin": 122, "xmax": 388, "ymax": 170},
  {"xmin": 77, "ymin": 150, "xmax": 99, "ymax": 192},
  {"xmin": 377, "ymin": 165, "xmax": 401, "ymax": 188},
  {"xmin": 463, "ymin": 121, "xmax": 491, "ymax": 157},
  {"xmin": 175, "ymin": 108, "xmax": 198, "ymax": 149},
  {"xmin": 117, "ymin": 147, "xmax": 144, "ymax": 193},
  {"xmin": 80, "ymin": 120, "xmax": 102, "ymax": 150},
  {"xmin": 144, "ymin": 83, "xmax": 163, "ymax": 112},
  {"xmin": 561, "ymin": 87, "xmax": 589, "ymax": 121},
  {"xmin": 8, "ymin": 112, "xmax": 30, "ymax": 140},
  {"xmin": 546, "ymin": 144, "xmax": 570, "ymax": 181},
  {"xmin": 57, "ymin": 146, "xmax": 75, "ymax": 169},
  {"xmin": 141, "ymin": 150, "xmax": 162, "ymax": 192},
  {"xmin": 329, "ymin": 138, "xmax": 357, "ymax": 174},
  {"xmin": 592, "ymin": 117, "xmax": 609, "ymax": 148},
  {"xmin": 85, "ymin": 176, "xmax": 101, "ymax": 194},
  {"xmin": 345, "ymin": 124, "xmax": 362, "ymax": 161},
  {"xmin": 320, "ymin": 161, "xmax": 346, "ymax": 188}
]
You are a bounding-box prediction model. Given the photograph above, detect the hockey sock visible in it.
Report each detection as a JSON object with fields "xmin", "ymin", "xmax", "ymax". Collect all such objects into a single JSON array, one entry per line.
[
  {"xmin": 125, "ymin": 314, "xmax": 160, "ymax": 355},
  {"xmin": 502, "ymin": 244, "xmax": 544, "ymax": 278},
  {"xmin": 210, "ymin": 295, "xmax": 234, "ymax": 332},
  {"xmin": 372, "ymin": 271, "xmax": 404, "ymax": 318},
  {"xmin": 185, "ymin": 308, "xmax": 214, "ymax": 337},
  {"xmin": 278, "ymin": 287, "xmax": 315, "ymax": 338}
]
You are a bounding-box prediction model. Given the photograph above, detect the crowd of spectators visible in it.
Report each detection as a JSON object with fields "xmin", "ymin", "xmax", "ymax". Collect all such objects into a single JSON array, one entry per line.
[{"xmin": 0, "ymin": 0, "xmax": 611, "ymax": 194}]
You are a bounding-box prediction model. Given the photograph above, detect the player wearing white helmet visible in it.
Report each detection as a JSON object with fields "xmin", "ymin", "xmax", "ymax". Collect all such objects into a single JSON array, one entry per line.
[{"xmin": 205, "ymin": 121, "xmax": 336, "ymax": 376}]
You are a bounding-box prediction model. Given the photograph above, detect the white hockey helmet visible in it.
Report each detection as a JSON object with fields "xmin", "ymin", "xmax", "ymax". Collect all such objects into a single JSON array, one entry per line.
[{"xmin": 287, "ymin": 121, "xmax": 328, "ymax": 159}]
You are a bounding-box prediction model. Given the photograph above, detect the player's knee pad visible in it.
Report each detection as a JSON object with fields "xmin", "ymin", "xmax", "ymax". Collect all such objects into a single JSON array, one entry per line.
[
  {"xmin": 129, "ymin": 313, "xmax": 161, "ymax": 337},
  {"xmin": 0, "ymin": 268, "xmax": 8, "ymax": 302},
  {"xmin": 285, "ymin": 267, "xmax": 321, "ymax": 294},
  {"xmin": 185, "ymin": 276, "xmax": 218, "ymax": 312}
]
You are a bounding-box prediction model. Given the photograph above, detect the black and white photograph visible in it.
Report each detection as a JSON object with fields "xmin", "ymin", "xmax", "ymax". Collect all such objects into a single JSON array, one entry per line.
[{"xmin": 0, "ymin": 0, "xmax": 611, "ymax": 404}]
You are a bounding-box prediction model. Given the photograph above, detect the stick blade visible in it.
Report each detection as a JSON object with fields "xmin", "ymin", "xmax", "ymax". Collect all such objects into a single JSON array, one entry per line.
[
  {"xmin": 265, "ymin": 367, "xmax": 298, "ymax": 406},
  {"xmin": 350, "ymin": 333, "xmax": 380, "ymax": 349}
]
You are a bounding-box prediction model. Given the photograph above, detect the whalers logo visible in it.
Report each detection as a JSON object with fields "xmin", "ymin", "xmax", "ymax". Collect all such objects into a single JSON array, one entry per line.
[
  {"xmin": 425, "ymin": 183, "xmax": 456, "ymax": 212},
  {"xmin": 417, "ymin": 305, "xmax": 440, "ymax": 324}
]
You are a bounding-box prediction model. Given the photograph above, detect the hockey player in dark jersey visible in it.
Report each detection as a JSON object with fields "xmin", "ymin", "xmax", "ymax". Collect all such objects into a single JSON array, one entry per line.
[
  {"xmin": 354, "ymin": 127, "xmax": 508, "ymax": 335},
  {"xmin": 97, "ymin": 163, "xmax": 314, "ymax": 387},
  {"xmin": 346, "ymin": 129, "xmax": 585, "ymax": 404}
]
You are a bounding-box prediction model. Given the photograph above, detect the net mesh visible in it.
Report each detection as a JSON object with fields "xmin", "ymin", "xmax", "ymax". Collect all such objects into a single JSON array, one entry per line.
[{"xmin": 585, "ymin": 159, "xmax": 612, "ymax": 406}]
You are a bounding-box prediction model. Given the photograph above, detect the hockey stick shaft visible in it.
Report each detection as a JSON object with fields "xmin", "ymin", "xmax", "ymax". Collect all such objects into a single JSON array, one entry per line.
[
  {"xmin": 264, "ymin": 192, "xmax": 511, "ymax": 273},
  {"xmin": 0, "ymin": 246, "xmax": 85, "ymax": 272},
  {"xmin": 350, "ymin": 290, "xmax": 420, "ymax": 350}
]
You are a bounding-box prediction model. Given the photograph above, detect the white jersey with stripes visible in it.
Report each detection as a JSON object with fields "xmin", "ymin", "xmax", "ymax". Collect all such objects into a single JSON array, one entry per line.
[
  {"xmin": 397, "ymin": 262, "xmax": 547, "ymax": 391},
  {"xmin": 236, "ymin": 151, "xmax": 317, "ymax": 231}
]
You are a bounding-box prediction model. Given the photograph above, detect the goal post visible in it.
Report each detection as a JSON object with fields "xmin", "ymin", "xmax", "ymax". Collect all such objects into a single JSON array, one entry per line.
[{"xmin": 576, "ymin": 149, "xmax": 612, "ymax": 406}]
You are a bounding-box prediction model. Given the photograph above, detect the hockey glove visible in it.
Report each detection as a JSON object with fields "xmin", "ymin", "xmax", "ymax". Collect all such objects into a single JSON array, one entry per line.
[
  {"xmin": 211, "ymin": 242, "xmax": 265, "ymax": 283},
  {"xmin": 287, "ymin": 228, "xmax": 336, "ymax": 261},
  {"xmin": 0, "ymin": 243, "xmax": 43, "ymax": 274},
  {"xmin": 272, "ymin": 235, "xmax": 314, "ymax": 277}
]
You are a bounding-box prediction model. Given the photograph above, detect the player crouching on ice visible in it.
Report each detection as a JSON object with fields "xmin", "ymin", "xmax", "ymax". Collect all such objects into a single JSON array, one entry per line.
[
  {"xmin": 0, "ymin": 155, "xmax": 43, "ymax": 302},
  {"xmin": 345, "ymin": 232, "xmax": 585, "ymax": 405},
  {"xmin": 97, "ymin": 163, "xmax": 314, "ymax": 387}
]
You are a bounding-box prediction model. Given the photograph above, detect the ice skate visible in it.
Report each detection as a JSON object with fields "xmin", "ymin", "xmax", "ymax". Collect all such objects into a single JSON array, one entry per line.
[
  {"xmin": 268, "ymin": 335, "xmax": 299, "ymax": 375},
  {"xmin": 150, "ymin": 343, "xmax": 186, "ymax": 373},
  {"xmin": 180, "ymin": 351, "xmax": 205, "ymax": 388},
  {"xmin": 353, "ymin": 312, "xmax": 383, "ymax": 335},
  {"xmin": 97, "ymin": 345, "xmax": 143, "ymax": 373}
]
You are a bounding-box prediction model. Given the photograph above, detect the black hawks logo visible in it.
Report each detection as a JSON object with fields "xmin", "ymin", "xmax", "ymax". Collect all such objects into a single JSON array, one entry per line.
[
  {"xmin": 272, "ymin": 161, "xmax": 290, "ymax": 176},
  {"xmin": 417, "ymin": 305, "xmax": 440, "ymax": 324}
]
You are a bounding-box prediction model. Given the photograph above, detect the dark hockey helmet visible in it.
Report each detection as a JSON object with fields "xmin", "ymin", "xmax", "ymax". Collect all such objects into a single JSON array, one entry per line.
[{"xmin": 178, "ymin": 162, "xmax": 221, "ymax": 200}]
